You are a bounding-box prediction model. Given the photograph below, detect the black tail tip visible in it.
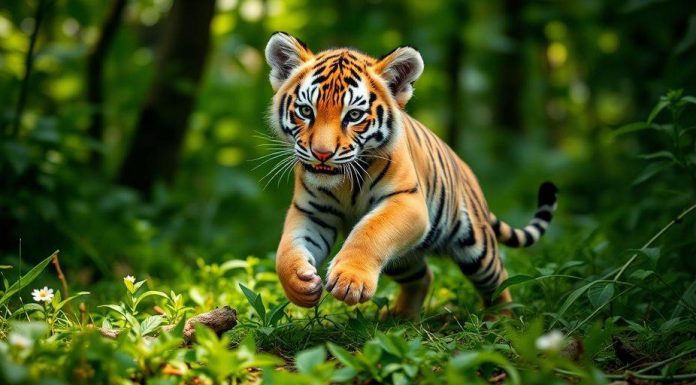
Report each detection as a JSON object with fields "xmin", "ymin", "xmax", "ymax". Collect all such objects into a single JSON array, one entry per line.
[{"xmin": 538, "ymin": 181, "xmax": 558, "ymax": 206}]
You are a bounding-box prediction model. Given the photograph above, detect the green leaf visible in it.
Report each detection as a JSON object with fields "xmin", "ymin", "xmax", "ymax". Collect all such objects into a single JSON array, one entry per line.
[
  {"xmin": 361, "ymin": 340, "xmax": 382, "ymax": 365},
  {"xmin": 331, "ymin": 367, "xmax": 357, "ymax": 382},
  {"xmin": 492, "ymin": 275, "xmax": 535, "ymax": 299},
  {"xmin": 632, "ymin": 161, "xmax": 671, "ymax": 185},
  {"xmin": 675, "ymin": 15, "xmax": 696, "ymax": 54},
  {"xmin": 2, "ymin": 141, "xmax": 31, "ymax": 175},
  {"xmin": 648, "ymin": 98, "xmax": 670, "ymax": 123},
  {"xmin": 327, "ymin": 342, "xmax": 360, "ymax": 369},
  {"xmin": 132, "ymin": 280, "xmax": 147, "ymax": 293},
  {"xmin": 219, "ymin": 259, "xmax": 248, "ymax": 272},
  {"xmin": 239, "ymin": 283, "xmax": 266, "ymax": 322},
  {"xmin": 267, "ymin": 301, "xmax": 289, "ymax": 327},
  {"xmin": 12, "ymin": 303, "xmax": 44, "ymax": 316},
  {"xmin": 448, "ymin": 351, "xmax": 520, "ymax": 385},
  {"xmin": 550, "ymin": 280, "xmax": 601, "ymax": 328},
  {"xmin": 133, "ymin": 290, "xmax": 169, "ymax": 309},
  {"xmin": 637, "ymin": 150, "xmax": 677, "ymax": 162},
  {"xmin": 612, "ymin": 121, "xmax": 652, "ymax": 137},
  {"xmin": 392, "ymin": 372, "xmax": 409, "ymax": 385},
  {"xmin": 629, "ymin": 269, "xmax": 654, "ymax": 280},
  {"xmin": 124, "ymin": 278, "xmax": 135, "ymax": 294},
  {"xmin": 0, "ymin": 251, "xmax": 57, "ymax": 307},
  {"xmin": 139, "ymin": 315, "xmax": 164, "ymax": 336},
  {"xmin": 295, "ymin": 345, "xmax": 326, "ymax": 374},
  {"xmin": 376, "ymin": 331, "xmax": 408, "ymax": 358},
  {"xmin": 630, "ymin": 247, "xmax": 661, "ymax": 265},
  {"xmin": 53, "ymin": 291, "xmax": 90, "ymax": 312},
  {"xmin": 588, "ymin": 283, "xmax": 615, "ymax": 308},
  {"xmin": 99, "ymin": 304, "xmax": 128, "ymax": 318},
  {"xmin": 371, "ymin": 296, "xmax": 388, "ymax": 310}
]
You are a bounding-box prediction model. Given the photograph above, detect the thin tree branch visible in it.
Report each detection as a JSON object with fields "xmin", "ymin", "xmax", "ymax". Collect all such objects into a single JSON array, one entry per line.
[
  {"xmin": 8, "ymin": 0, "xmax": 50, "ymax": 138},
  {"xmin": 86, "ymin": 0, "xmax": 127, "ymax": 166}
]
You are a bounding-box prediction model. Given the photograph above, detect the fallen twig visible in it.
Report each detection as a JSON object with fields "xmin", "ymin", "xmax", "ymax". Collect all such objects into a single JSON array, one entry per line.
[{"xmin": 99, "ymin": 306, "xmax": 237, "ymax": 344}]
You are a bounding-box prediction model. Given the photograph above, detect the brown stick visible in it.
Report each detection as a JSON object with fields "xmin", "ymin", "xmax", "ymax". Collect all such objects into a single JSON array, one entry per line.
[
  {"xmin": 99, "ymin": 306, "xmax": 237, "ymax": 344},
  {"xmin": 51, "ymin": 252, "xmax": 71, "ymax": 312}
]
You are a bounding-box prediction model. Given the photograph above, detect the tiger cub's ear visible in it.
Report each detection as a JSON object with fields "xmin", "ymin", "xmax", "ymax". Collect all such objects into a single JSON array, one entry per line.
[
  {"xmin": 374, "ymin": 47, "xmax": 424, "ymax": 107},
  {"xmin": 265, "ymin": 32, "xmax": 313, "ymax": 91}
]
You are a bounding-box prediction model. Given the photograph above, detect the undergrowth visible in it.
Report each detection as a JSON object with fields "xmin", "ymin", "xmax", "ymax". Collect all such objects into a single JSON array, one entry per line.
[{"xmin": 0, "ymin": 92, "xmax": 695, "ymax": 384}]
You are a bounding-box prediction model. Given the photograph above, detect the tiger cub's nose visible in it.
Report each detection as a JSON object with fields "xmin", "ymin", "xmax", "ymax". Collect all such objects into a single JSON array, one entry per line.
[{"xmin": 312, "ymin": 148, "xmax": 334, "ymax": 162}]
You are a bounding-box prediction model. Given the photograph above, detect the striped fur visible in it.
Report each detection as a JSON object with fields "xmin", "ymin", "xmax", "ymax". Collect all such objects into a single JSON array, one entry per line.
[{"xmin": 264, "ymin": 33, "xmax": 558, "ymax": 318}]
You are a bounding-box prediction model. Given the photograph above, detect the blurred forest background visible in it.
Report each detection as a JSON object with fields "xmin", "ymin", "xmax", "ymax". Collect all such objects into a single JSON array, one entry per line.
[{"xmin": 1, "ymin": 0, "xmax": 695, "ymax": 293}]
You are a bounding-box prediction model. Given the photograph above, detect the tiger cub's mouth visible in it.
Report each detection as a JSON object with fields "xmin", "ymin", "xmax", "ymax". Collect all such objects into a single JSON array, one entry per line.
[{"xmin": 304, "ymin": 163, "xmax": 341, "ymax": 175}]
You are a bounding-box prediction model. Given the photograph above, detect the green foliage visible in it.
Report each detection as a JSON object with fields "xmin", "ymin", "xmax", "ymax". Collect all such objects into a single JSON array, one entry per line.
[{"xmin": 0, "ymin": 0, "xmax": 694, "ymax": 383}]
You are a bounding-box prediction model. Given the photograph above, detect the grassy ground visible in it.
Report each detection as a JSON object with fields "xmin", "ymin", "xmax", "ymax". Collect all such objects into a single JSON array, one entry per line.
[{"xmin": 1, "ymin": 210, "xmax": 694, "ymax": 385}]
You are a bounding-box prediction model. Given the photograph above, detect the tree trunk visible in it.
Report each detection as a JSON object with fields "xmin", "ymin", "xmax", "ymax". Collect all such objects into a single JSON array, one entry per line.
[
  {"xmin": 445, "ymin": 0, "xmax": 467, "ymax": 150},
  {"xmin": 118, "ymin": 0, "xmax": 215, "ymax": 194},
  {"xmin": 86, "ymin": 0, "xmax": 127, "ymax": 168},
  {"xmin": 493, "ymin": 0, "xmax": 525, "ymax": 133}
]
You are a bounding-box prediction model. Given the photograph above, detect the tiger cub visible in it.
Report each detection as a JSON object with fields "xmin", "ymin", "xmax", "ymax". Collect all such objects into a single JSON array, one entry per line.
[{"xmin": 264, "ymin": 32, "xmax": 558, "ymax": 318}]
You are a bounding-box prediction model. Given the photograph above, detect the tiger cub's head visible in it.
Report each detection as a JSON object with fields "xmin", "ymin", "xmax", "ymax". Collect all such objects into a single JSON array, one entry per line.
[{"xmin": 264, "ymin": 32, "xmax": 423, "ymax": 186}]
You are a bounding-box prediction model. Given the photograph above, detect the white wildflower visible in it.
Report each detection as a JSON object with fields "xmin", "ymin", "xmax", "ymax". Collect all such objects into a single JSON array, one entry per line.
[
  {"xmin": 535, "ymin": 329, "xmax": 565, "ymax": 352},
  {"xmin": 8, "ymin": 333, "xmax": 33, "ymax": 349},
  {"xmin": 31, "ymin": 286, "xmax": 54, "ymax": 303},
  {"xmin": 124, "ymin": 275, "xmax": 136, "ymax": 283}
]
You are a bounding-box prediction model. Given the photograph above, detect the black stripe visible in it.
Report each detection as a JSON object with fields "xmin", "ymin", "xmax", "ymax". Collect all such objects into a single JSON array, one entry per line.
[
  {"xmin": 506, "ymin": 231, "xmax": 520, "ymax": 247},
  {"xmin": 407, "ymin": 117, "xmax": 422, "ymax": 144},
  {"xmin": 370, "ymin": 157, "xmax": 391, "ymax": 190},
  {"xmin": 370, "ymin": 186, "xmax": 418, "ymax": 207},
  {"xmin": 382, "ymin": 262, "xmax": 412, "ymax": 276},
  {"xmin": 522, "ymin": 230, "xmax": 533, "ymax": 246},
  {"xmin": 472, "ymin": 254, "xmax": 498, "ymax": 285},
  {"xmin": 445, "ymin": 220, "xmax": 462, "ymax": 245},
  {"xmin": 418, "ymin": 185, "xmax": 446, "ymax": 250},
  {"xmin": 535, "ymin": 210, "xmax": 553, "ymax": 221},
  {"xmin": 476, "ymin": 265, "xmax": 501, "ymax": 290},
  {"xmin": 293, "ymin": 203, "xmax": 337, "ymax": 234},
  {"xmin": 308, "ymin": 201, "xmax": 344, "ymax": 219},
  {"xmin": 458, "ymin": 235, "xmax": 488, "ymax": 275},
  {"xmin": 302, "ymin": 236, "xmax": 322, "ymax": 251},
  {"xmin": 318, "ymin": 187, "xmax": 340, "ymax": 204},
  {"xmin": 458, "ymin": 227, "xmax": 476, "ymax": 247},
  {"xmin": 532, "ymin": 223, "xmax": 545, "ymax": 234},
  {"xmin": 301, "ymin": 180, "xmax": 317, "ymax": 198},
  {"xmin": 319, "ymin": 233, "xmax": 331, "ymax": 252},
  {"xmin": 307, "ymin": 216, "xmax": 337, "ymax": 234},
  {"xmin": 393, "ymin": 265, "xmax": 428, "ymax": 284},
  {"xmin": 338, "ymin": 145, "xmax": 354, "ymax": 156},
  {"xmin": 312, "ymin": 75, "xmax": 328, "ymax": 84},
  {"xmin": 492, "ymin": 218, "xmax": 501, "ymax": 234},
  {"xmin": 293, "ymin": 202, "xmax": 313, "ymax": 216}
]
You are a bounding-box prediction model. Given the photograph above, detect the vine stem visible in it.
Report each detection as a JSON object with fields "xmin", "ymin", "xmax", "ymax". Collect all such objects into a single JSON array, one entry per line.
[
  {"xmin": 9, "ymin": 0, "xmax": 49, "ymax": 138},
  {"xmin": 613, "ymin": 202, "xmax": 696, "ymax": 282}
]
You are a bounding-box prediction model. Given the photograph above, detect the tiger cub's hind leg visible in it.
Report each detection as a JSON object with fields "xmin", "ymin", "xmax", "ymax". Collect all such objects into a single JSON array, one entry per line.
[
  {"xmin": 453, "ymin": 230, "xmax": 513, "ymax": 318},
  {"xmin": 381, "ymin": 258, "xmax": 433, "ymax": 320}
]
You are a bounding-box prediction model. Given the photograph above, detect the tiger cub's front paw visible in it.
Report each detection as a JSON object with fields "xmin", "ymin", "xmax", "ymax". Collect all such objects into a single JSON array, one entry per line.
[
  {"xmin": 278, "ymin": 263, "xmax": 322, "ymax": 308},
  {"xmin": 326, "ymin": 261, "xmax": 378, "ymax": 306}
]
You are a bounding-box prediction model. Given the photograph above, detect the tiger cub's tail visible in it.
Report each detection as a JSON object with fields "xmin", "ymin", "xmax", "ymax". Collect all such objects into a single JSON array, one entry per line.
[{"xmin": 489, "ymin": 182, "xmax": 558, "ymax": 248}]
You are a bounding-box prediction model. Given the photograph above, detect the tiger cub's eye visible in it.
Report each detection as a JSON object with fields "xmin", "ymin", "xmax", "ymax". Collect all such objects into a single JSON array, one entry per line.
[
  {"xmin": 298, "ymin": 105, "xmax": 313, "ymax": 119},
  {"xmin": 346, "ymin": 109, "xmax": 364, "ymax": 122}
]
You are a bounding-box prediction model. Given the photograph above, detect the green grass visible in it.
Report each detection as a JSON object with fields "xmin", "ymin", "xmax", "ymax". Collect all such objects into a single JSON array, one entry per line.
[{"xmin": 1, "ymin": 214, "xmax": 695, "ymax": 385}]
